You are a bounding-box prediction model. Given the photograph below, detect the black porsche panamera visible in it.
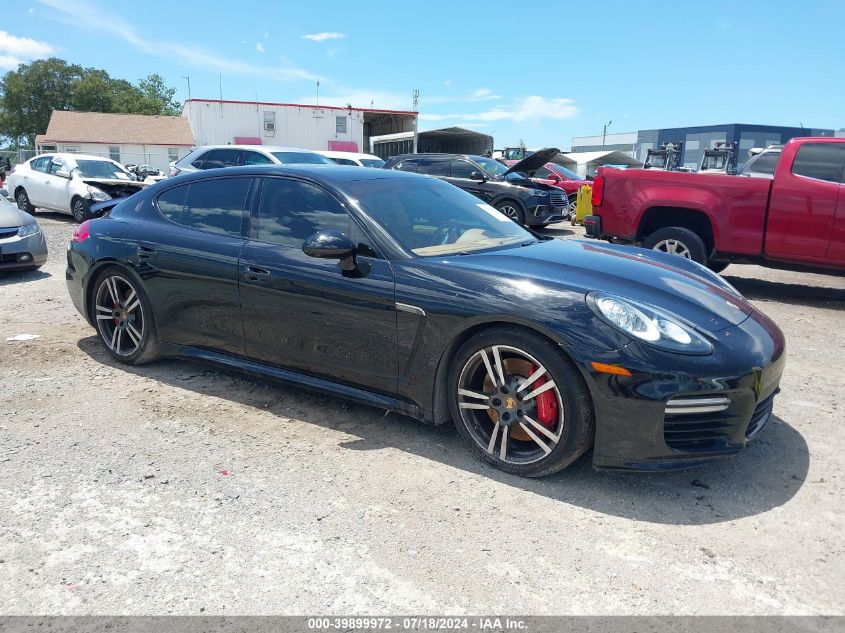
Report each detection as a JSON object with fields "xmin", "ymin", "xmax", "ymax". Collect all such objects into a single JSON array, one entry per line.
[{"xmin": 66, "ymin": 165, "xmax": 785, "ymax": 476}]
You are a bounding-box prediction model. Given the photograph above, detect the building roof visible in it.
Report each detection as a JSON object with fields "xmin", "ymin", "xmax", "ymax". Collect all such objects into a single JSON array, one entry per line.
[
  {"xmin": 38, "ymin": 111, "xmax": 195, "ymax": 146},
  {"xmin": 184, "ymin": 98, "xmax": 418, "ymax": 117},
  {"xmin": 558, "ymin": 150, "xmax": 642, "ymax": 167}
]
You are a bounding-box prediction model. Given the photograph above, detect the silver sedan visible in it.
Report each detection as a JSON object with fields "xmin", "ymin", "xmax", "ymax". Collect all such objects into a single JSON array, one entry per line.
[{"xmin": 0, "ymin": 191, "xmax": 47, "ymax": 273}]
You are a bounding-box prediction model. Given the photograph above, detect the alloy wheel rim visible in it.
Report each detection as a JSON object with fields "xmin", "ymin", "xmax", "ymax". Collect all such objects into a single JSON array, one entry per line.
[
  {"xmin": 16, "ymin": 191, "xmax": 27, "ymax": 210},
  {"xmin": 457, "ymin": 345, "xmax": 565, "ymax": 465},
  {"xmin": 653, "ymin": 239, "xmax": 691, "ymax": 258},
  {"xmin": 73, "ymin": 201, "xmax": 85, "ymax": 222},
  {"xmin": 94, "ymin": 275, "xmax": 144, "ymax": 356},
  {"xmin": 500, "ymin": 205, "xmax": 519, "ymax": 220}
]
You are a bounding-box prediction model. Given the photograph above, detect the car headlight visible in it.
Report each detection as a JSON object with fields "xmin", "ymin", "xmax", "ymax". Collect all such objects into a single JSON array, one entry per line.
[
  {"xmin": 17, "ymin": 222, "xmax": 40, "ymax": 237},
  {"xmin": 587, "ymin": 292, "xmax": 713, "ymax": 354},
  {"xmin": 531, "ymin": 189, "xmax": 548, "ymax": 197},
  {"xmin": 86, "ymin": 186, "xmax": 112, "ymax": 201}
]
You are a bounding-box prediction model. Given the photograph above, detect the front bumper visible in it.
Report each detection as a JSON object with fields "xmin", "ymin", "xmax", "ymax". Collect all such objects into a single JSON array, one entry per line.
[
  {"xmin": 580, "ymin": 308, "xmax": 786, "ymax": 471},
  {"xmin": 0, "ymin": 229, "xmax": 48, "ymax": 270},
  {"xmin": 526, "ymin": 203, "xmax": 563, "ymax": 226}
]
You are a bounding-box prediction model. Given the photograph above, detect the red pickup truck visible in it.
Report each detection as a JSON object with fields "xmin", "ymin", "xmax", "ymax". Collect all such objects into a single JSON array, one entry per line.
[{"xmin": 585, "ymin": 137, "xmax": 845, "ymax": 274}]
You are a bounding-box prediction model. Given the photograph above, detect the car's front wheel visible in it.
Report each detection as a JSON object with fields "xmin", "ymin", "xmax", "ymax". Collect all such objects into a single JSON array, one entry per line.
[
  {"xmin": 496, "ymin": 200, "xmax": 525, "ymax": 226},
  {"xmin": 448, "ymin": 327, "xmax": 594, "ymax": 477},
  {"xmin": 71, "ymin": 197, "xmax": 91, "ymax": 223},
  {"xmin": 16, "ymin": 188, "xmax": 35, "ymax": 213},
  {"xmin": 91, "ymin": 268, "xmax": 158, "ymax": 365}
]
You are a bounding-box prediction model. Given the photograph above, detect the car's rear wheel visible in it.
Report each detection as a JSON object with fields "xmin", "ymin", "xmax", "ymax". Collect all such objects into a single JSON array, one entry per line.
[
  {"xmin": 496, "ymin": 200, "xmax": 525, "ymax": 226},
  {"xmin": 92, "ymin": 268, "xmax": 158, "ymax": 365},
  {"xmin": 449, "ymin": 328, "xmax": 594, "ymax": 477},
  {"xmin": 642, "ymin": 226, "xmax": 708, "ymax": 265},
  {"xmin": 16, "ymin": 188, "xmax": 35, "ymax": 213},
  {"xmin": 71, "ymin": 197, "xmax": 91, "ymax": 223}
]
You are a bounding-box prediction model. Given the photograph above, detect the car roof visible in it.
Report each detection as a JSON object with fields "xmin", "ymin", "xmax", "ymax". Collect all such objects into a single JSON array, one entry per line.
[
  {"xmin": 159, "ymin": 164, "xmax": 425, "ymax": 187},
  {"xmin": 189, "ymin": 145, "xmax": 321, "ymax": 153},
  {"xmin": 388, "ymin": 153, "xmax": 486, "ymax": 161},
  {"xmin": 317, "ymin": 150, "xmax": 383, "ymax": 160},
  {"xmin": 29, "ymin": 152, "xmax": 118, "ymax": 163}
]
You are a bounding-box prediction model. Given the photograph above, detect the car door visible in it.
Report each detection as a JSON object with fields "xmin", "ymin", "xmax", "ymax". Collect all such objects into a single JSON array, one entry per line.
[
  {"xmin": 44, "ymin": 159, "xmax": 72, "ymax": 211},
  {"xmin": 447, "ymin": 158, "xmax": 495, "ymax": 203},
  {"xmin": 141, "ymin": 175, "xmax": 253, "ymax": 355},
  {"xmin": 765, "ymin": 142, "xmax": 845, "ymax": 262},
  {"xmin": 23, "ymin": 156, "xmax": 52, "ymax": 207},
  {"xmin": 824, "ymin": 161, "xmax": 845, "ymax": 263},
  {"xmin": 239, "ymin": 175, "xmax": 397, "ymax": 394}
]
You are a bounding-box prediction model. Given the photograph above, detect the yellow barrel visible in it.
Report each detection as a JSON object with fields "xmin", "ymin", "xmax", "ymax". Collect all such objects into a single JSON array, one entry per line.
[{"xmin": 572, "ymin": 184, "xmax": 592, "ymax": 225}]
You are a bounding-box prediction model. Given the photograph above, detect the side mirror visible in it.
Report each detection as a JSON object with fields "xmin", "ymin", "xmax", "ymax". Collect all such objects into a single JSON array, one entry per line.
[
  {"xmin": 56, "ymin": 169, "xmax": 71, "ymax": 179},
  {"xmin": 547, "ymin": 173, "xmax": 561, "ymax": 182},
  {"xmin": 469, "ymin": 170, "xmax": 486, "ymax": 181},
  {"xmin": 302, "ymin": 230, "xmax": 357, "ymax": 271}
]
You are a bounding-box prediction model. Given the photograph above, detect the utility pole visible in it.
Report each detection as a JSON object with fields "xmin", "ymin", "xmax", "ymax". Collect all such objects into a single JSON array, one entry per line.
[
  {"xmin": 412, "ymin": 89, "xmax": 420, "ymax": 153},
  {"xmin": 181, "ymin": 75, "xmax": 191, "ymax": 102},
  {"xmin": 316, "ymin": 81, "xmax": 320, "ymax": 106},
  {"xmin": 602, "ymin": 120, "xmax": 613, "ymax": 148}
]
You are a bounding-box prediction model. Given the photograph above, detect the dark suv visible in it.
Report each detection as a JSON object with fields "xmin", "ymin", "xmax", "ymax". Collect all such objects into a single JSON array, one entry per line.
[{"xmin": 383, "ymin": 148, "xmax": 567, "ymax": 226}]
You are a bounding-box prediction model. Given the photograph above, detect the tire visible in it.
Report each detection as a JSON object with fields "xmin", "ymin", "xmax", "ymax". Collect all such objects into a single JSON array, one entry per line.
[
  {"xmin": 15, "ymin": 188, "xmax": 35, "ymax": 213},
  {"xmin": 642, "ymin": 226, "xmax": 708, "ymax": 265},
  {"xmin": 566, "ymin": 194, "xmax": 578, "ymax": 220},
  {"xmin": 496, "ymin": 200, "xmax": 525, "ymax": 226},
  {"xmin": 707, "ymin": 261, "xmax": 729, "ymax": 274},
  {"xmin": 448, "ymin": 327, "xmax": 594, "ymax": 477},
  {"xmin": 90, "ymin": 266, "xmax": 158, "ymax": 365},
  {"xmin": 71, "ymin": 197, "xmax": 91, "ymax": 223}
]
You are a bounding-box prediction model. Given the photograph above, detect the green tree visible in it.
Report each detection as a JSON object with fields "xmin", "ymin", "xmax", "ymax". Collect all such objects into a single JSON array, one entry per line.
[{"xmin": 0, "ymin": 60, "xmax": 182, "ymax": 147}]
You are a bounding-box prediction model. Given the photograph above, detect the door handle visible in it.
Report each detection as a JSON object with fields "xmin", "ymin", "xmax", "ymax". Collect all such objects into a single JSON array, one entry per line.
[
  {"xmin": 243, "ymin": 265, "xmax": 272, "ymax": 282},
  {"xmin": 137, "ymin": 245, "xmax": 158, "ymax": 259}
]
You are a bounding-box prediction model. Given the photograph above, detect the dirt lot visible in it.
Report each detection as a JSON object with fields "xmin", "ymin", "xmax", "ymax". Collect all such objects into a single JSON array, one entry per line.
[{"xmin": 1, "ymin": 214, "xmax": 843, "ymax": 615}]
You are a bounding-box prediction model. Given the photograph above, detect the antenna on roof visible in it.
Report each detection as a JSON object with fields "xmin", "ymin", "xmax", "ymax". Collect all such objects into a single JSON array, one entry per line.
[
  {"xmin": 412, "ymin": 89, "xmax": 419, "ymax": 112},
  {"xmin": 316, "ymin": 80, "xmax": 320, "ymax": 106}
]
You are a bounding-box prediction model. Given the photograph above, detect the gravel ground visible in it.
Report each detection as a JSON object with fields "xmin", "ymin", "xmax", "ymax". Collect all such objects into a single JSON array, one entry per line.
[{"xmin": 1, "ymin": 214, "xmax": 843, "ymax": 615}]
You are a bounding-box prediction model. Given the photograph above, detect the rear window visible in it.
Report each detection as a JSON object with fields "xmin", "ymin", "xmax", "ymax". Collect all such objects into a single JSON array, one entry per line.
[
  {"xmin": 361, "ymin": 158, "xmax": 385, "ymax": 168},
  {"xmin": 194, "ymin": 149, "xmax": 241, "ymax": 170},
  {"xmin": 242, "ymin": 151, "xmax": 274, "ymax": 166},
  {"xmin": 746, "ymin": 152, "xmax": 780, "ymax": 175},
  {"xmin": 156, "ymin": 177, "xmax": 251, "ymax": 236},
  {"xmin": 792, "ymin": 143, "xmax": 845, "ymax": 183},
  {"xmin": 270, "ymin": 152, "xmax": 333, "ymax": 165}
]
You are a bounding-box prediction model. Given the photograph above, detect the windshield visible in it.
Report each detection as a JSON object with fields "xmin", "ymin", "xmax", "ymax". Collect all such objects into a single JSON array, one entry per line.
[
  {"xmin": 361, "ymin": 158, "xmax": 385, "ymax": 168},
  {"xmin": 345, "ymin": 176, "xmax": 535, "ymax": 256},
  {"xmin": 271, "ymin": 152, "xmax": 334, "ymax": 165},
  {"xmin": 73, "ymin": 160, "xmax": 132, "ymax": 180},
  {"xmin": 701, "ymin": 154, "xmax": 728, "ymax": 170},
  {"xmin": 473, "ymin": 156, "xmax": 508, "ymax": 178},
  {"xmin": 549, "ymin": 164, "xmax": 580, "ymax": 180}
]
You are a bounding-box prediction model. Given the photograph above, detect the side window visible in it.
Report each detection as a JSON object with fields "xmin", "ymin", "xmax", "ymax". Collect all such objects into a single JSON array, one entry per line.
[
  {"xmin": 31, "ymin": 156, "xmax": 52, "ymax": 173},
  {"xmin": 748, "ymin": 152, "xmax": 780, "ymax": 175},
  {"xmin": 256, "ymin": 178, "xmax": 380, "ymax": 257},
  {"xmin": 334, "ymin": 158, "xmax": 358, "ymax": 166},
  {"xmin": 156, "ymin": 177, "xmax": 250, "ymax": 237},
  {"xmin": 48, "ymin": 161, "xmax": 63, "ymax": 175},
  {"xmin": 417, "ymin": 159, "xmax": 449, "ymax": 176},
  {"xmin": 191, "ymin": 151, "xmax": 211, "ymax": 169},
  {"xmin": 242, "ymin": 151, "xmax": 274, "ymax": 166},
  {"xmin": 792, "ymin": 144, "xmax": 845, "ymax": 183},
  {"xmin": 197, "ymin": 149, "xmax": 241, "ymax": 170},
  {"xmin": 450, "ymin": 160, "xmax": 476, "ymax": 178},
  {"xmin": 394, "ymin": 160, "xmax": 419, "ymax": 172},
  {"xmin": 532, "ymin": 166, "xmax": 552, "ymax": 178}
]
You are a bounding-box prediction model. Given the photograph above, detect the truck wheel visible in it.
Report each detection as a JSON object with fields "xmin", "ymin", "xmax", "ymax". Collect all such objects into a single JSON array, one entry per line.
[{"xmin": 643, "ymin": 227, "xmax": 707, "ymax": 265}]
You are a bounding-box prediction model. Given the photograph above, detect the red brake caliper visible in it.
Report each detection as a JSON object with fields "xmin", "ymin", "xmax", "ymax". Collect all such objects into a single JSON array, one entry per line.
[{"xmin": 529, "ymin": 364, "xmax": 557, "ymax": 428}]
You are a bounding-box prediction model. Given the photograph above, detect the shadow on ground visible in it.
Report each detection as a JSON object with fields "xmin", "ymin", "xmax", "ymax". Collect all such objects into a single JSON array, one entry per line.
[
  {"xmin": 726, "ymin": 275, "xmax": 845, "ymax": 310},
  {"xmin": 77, "ymin": 335, "xmax": 809, "ymax": 526},
  {"xmin": 0, "ymin": 269, "xmax": 50, "ymax": 285},
  {"xmin": 538, "ymin": 226, "xmax": 575, "ymax": 238}
]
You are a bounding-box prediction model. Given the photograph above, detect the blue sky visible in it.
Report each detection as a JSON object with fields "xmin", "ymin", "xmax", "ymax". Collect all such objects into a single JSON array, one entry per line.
[{"xmin": 4, "ymin": 0, "xmax": 845, "ymax": 148}]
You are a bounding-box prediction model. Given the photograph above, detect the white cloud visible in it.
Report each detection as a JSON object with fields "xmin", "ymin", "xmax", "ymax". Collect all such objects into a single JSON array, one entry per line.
[
  {"xmin": 37, "ymin": 0, "xmax": 318, "ymax": 83},
  {"xmin": 0, "ymin": 31, "xmax": 54, "ymax": 59},
  {"xmin": 255, "ymin": 42, "xmax": 265, "ymax": 53},
  {"xmin": 302, "ymin": 32, "xmax": 345, "ymax": 43},
  {"xmin": 0, "ymin": 54, "xmax": 23, "ymax": 70},
  {"xmin": 471, "ymin": 88, "xmax": 500, "ymax": 101},
  {"xmin": 263, "ymin": 31, "xmax": 269, "ymax": 40},
  {"xmin": 419, "ymin": 96, "xmax": 577, "ymax": 123}
]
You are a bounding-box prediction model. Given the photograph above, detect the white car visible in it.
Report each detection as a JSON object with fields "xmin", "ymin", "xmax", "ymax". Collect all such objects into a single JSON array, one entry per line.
[
  {"xmin": 316, "ymin": 150, "xmax": 385, "ymax": 168},
  {"xmin": 170, "ymin": 145, "xmax": 334, "ymax": 177},
  {"xmin": 8, "ymin": 153, "xmax": 147, "ymax": 223}
]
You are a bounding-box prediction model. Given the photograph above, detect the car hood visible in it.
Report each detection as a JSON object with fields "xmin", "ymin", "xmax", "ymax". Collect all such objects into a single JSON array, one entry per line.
[
  {"xmin": 0, "ymin": 198, "xmax": 30, "ymax": 228},
  {"xmin": 502, "ymin": 148, "xmax": 560, "ymax": 176},
  {"xmin": 452, "ymin": 239, "xmax": 753, "ymax": 332},
  {"xmin": 83, "ymin": 178, "xmax": 147, "ymax": 190}
]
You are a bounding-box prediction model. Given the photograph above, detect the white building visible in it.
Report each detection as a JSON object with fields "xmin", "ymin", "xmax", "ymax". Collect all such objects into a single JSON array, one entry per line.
[
  {"xmin": 182, "ymin": 99, "xmax": 418, "ymax": 155},
  {"xmin": 570, "ymin": 131, "xmax": 639, "ymax": 155},
  {"xmin": 34, "ymin": 111, "xmax": 195, "ymax": 171}
]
